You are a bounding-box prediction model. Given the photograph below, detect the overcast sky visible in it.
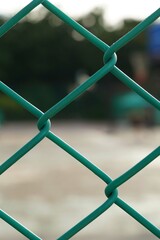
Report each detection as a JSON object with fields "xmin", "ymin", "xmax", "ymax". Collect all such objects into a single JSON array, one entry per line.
[{"xmin": 0, "ymin": 0, "xmax": 160, "ymax": 26}]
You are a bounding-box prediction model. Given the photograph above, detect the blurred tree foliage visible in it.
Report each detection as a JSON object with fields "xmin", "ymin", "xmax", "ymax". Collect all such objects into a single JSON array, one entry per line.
[{"xmin": 0, "ymin": 8, "xmax": 154, "ymax": 120}]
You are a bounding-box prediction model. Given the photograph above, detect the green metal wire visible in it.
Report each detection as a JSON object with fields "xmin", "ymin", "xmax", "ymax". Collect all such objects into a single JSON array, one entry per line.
[
  {"xmin": 0, "ymin": 1, "xmax": 160, "ymax": 239},
  {"xmin": 0, "ymin": 209, "xmax": 42, "ymax": 240}
]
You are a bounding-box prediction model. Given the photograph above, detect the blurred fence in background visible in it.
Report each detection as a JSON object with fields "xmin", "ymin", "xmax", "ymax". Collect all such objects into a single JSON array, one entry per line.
[{"xmin": 0, "ymin": 1, "xmax": 160, "ymax": 239}]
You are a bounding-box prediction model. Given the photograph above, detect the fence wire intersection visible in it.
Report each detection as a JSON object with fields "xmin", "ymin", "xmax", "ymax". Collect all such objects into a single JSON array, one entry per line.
[{"xmin": 0, "ymin": 1, "xmax": 160, "ymax": 239}]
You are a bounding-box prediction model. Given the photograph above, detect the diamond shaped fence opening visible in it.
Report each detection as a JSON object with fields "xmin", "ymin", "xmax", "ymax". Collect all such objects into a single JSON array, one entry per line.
[{"xmin": 0, "ymin": 1, "xmax": 160, "ymax": 239}]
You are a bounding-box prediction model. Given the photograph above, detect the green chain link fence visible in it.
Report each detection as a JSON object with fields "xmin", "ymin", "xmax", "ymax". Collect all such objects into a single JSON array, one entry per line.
[{"xmin": 0, "ymin": 1, "xmax": 160, "ymax": 239}]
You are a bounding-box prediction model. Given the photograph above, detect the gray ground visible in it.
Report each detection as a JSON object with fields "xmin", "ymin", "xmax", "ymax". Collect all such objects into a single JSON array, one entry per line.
[{"xmin": 0, "ymin": 121, "xmax": 159, "ymax": 240}]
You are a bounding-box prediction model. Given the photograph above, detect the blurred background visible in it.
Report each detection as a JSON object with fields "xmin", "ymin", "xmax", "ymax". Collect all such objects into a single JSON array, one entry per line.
[
  {"xmin": 0, "ymin": 1, "xmax": 160, "ymax": 239},
  {"xmin": 0, "ymin": 0, "xmax": 160, "ymax": 123}
]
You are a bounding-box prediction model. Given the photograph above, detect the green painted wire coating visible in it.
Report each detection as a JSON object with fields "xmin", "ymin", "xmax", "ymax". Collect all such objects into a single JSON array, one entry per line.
[
  {"xmin": 0, "ymin": 209, "xmax": 42, "ymax": 240},
  {"xmin": 0, "ymin": 1, "xmax": 160, "ymax": 240},
  {"xmin": 0, "ymin": 0, "xmax": 46, "ymax": 38}
]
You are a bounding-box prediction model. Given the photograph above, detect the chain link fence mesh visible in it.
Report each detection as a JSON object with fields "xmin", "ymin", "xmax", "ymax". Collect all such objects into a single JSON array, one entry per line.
[{"xmin": 0, "ymin": 1, "xmax": 160, "ymax": 239}]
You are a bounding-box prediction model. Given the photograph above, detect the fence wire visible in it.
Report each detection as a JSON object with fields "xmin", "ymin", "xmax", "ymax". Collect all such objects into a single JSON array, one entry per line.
[{"xmin": 0, "ymin": 1, "xmax": 160, "ymax": 239}]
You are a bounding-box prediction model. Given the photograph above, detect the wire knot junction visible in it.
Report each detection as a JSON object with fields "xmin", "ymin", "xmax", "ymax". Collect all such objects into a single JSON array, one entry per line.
[
  {"xmin": 37, "ymin": 114, "xmax": 51, "ymax": 135},
  {"xmin": 103, "ymin": 47, "xmax": 117, "ymax": 68}
]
